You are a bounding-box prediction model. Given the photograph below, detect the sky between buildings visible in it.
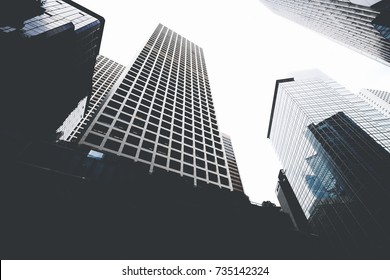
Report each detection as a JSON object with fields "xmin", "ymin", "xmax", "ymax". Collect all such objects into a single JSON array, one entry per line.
[{"xmin": 77, "ymin": 0, "xmax": 389, "ymax": 205}]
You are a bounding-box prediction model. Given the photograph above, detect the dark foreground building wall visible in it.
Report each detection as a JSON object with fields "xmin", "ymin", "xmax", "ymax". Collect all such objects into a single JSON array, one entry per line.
[
  {"xmin": 306, "ymin": 112, "xmax": 390, "ymax": 258},
  {"xmin": 0, "ymin": 0, "xmax": 104, "ymax": 140},
  {"xmin": 0, "ymin": 138, "xmax": 329, "ymax": 259},
  {"xmin": 276, "ymin": 170, "xmax": 310, "ymax": 233}
]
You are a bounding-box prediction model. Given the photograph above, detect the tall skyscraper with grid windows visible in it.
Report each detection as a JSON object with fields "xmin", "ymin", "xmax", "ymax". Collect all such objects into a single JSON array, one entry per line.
[
  {"xmin": 267, "ymin": 70, "xmax": 390, "ymax": 257},
  {"xmin": 259, "ymin": 0, "xmax": 390, "ymax": 66},
  {"xmin": 79, "ymin": 24, "xmax": 233, "ymax": 190}
]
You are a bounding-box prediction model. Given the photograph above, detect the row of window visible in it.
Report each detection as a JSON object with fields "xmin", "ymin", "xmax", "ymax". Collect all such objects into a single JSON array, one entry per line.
[
  {"xmin": 123, "ymin": 78, "xmax": 212, "ymax": 108},
  {"xmin": 92, "ymin": 122, "xmax": 223, "ymax": 156},
  {"xmin": 129, "ymin": 71, "xmax": 209, "ymax": 93},
  {"xmin": 146, "ymin": 33, "xmax": 202, "ymax": 59},
  {"xmin": 136, "ymin": 51, "xmax": 205, "ymax": 68},
  {"xmin": 92, "ymin": 119, "xmax": 223, "ymax": 152},
  {"xmin": 109, "ymin": 86, "xmax": 218, "ymax": 122},
  {"xmin": 133, "ymin": 54, "xmax": 209, "ymax": 76},
  {"xmin": 132, "ymin": 46, "xmax": 208, "ymax": 75},
  {"xmin": 122, "ymin": 77, "xmax": 212, "ymax": 105},
  {"xmin": 84, "ymin": 132, "xmax": 229, "ymax": 185},
  {"xmin": 139, "ymin": 39, "xmax": 209, "ymax": 81},
  {"xmin": 125, "ymin": 76, "xmax": 211, "ymax": 100},
  {"xmin": 129, "ymin": 67, "xmax": 210, "ymax": 93},
  {"xmin": 98, "ymin": 105, "xmax": 221, "ymax": 146},
  {"xmin": 105, "ymin": 98, "xmax": 218, "ymax": 124},
  {"xmin": 111, "ymin": 92, "xmax": 216, "ymax": 122}
]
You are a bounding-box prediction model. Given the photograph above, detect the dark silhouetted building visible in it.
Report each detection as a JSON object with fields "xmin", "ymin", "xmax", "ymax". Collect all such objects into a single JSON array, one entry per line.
[
  {"xmin": 268, "ymin": 70, "xmax": 390, "ymax": 258},
  {"xmin": 0, "ymin": 0, "xmax": 104, "ymax": 139},
  {"xmin": 276, "ymin": 170, "xmax": 310, "ymax": 232},
  {"xmin": 259, "ymin": 0, "xmax": 390, "ymax": 66},
  {"xmin": 307, "ymin": 111, "xmax": 390, "ymax": 257}
]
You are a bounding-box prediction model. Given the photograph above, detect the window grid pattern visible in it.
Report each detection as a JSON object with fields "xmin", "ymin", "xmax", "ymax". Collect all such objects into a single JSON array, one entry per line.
[
  {"xmin": 0, "ymin": 0, "xmax": 100, "ymax": 36},
  {"xmin": 64, "ymin": 55, "xmax": 126, "ymax": 141},
  {"xmin": 222, "ymin": 134, "xmax": 244, "ymax": 192},
  {"xmin": 79, "ymin": 24, "xmax": 232, "ymax": 190},
  {"xmin": 356, "ymin": 88, "xmax": 390, "ymax": 118},
  {"xmin": 269, "ymin": 75, "xmax": 390, "ymax": 254},
  {"xmin": 260, "ymin": 0, "xmax": 390, "ymax": 66},
  {"xmin": 366, "ymin": 89, "xmax": 390, "ymax": 104},
  {"xmin": 0, "ymin": 0, "xmax": 103, "ymax": 66}
]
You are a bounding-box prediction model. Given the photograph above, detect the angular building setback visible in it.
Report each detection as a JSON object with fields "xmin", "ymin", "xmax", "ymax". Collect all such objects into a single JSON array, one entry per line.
[
  {"xmin": 0, "ymin": 0, "xmax": 104, "ymax": 139},
  {"xmin": 259, "ymin": 0, "xmax": 390, "ymax": 66},
  {"xmin": 267, "ymin": 70, "xmax": 390, "ymax": 257},
  {"xmin": 276, "ymin": 169, "xmax": 310, "ymax": 232},
  {"xmin": 78, "ymin": 24, "xmax": 233, "ymax": 190},
  {"xmin": 58, "ymin": 55, "xmax": 126, "ymax": 141}
]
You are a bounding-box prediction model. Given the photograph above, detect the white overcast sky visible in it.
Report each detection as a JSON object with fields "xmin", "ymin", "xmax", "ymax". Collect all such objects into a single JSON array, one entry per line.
[{"xmin": 78, "ymin": 0, "xmax": 389, "ymax": 204}]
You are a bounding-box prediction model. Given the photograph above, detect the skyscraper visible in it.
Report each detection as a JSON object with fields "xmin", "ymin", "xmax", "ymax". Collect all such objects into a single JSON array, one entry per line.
[
  {"xmin": 365, "ymin": 89, "xmax": 390, "ymax": 103},
  {"xmin": 259, "ymin": 0, "xmax": 390, "ymax": 66},
  {"xmin": 356, "ymin": 88, "xmax": 390, "ymax": 117},
  {"xmin": 0, "ymin": 0, "xmax": 104, "ymax": 139},
  {"xmin": 366, "ymin": 89, "xmax": 390, "ymax": 104},
  {"xmin": 267, "ymin": 70, "xmax": 390, "ymax": 257},
  {"xmin": 78, "ymin": 24, "xmax": 234, "ymax": 190},
  {"xmin": 58, "ymin": 55, "xmax": 126, "ymax": 141}
]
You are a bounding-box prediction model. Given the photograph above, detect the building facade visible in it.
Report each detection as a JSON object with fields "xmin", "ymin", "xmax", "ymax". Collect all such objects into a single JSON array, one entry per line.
[
  {"xmin": 259, "ymin": 0, "xmax": 390, "ymax": 66},
  {"xmin": 58, "ymin": 55, "xmax": 126, "ymax": 141},
  {"xmin": 356, "ymin": 88, "xmax": 390, "ymax": 117},
  {"xmin": 366, "ymin": 89, "xmax": 390, "ymax": 103},
  {"xmin": 79, "ymin": 24, "xmax": 234, "ymax": 190},
  {"xmin": 1, "ymin": 0, "xmax": 104, "ymax": 139},
  {"xmin": 267, "ymin": 70, "xmax": 390, "ymax": 257},
  {"xmin": 276, "ymin": 169, "xmax": 310, "ymax": 232},
  {"xmin": 222, "ymin": 134, "xmax": 244, "ymax": 193}
]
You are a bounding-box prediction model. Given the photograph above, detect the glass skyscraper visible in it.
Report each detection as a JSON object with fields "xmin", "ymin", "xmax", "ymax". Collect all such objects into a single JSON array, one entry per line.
[
  {"xmin": 259, "ymin": 0, "xmax": 390, "ymax": 66},
  {"xmin": 79, "ymin": 24, "xmax": 234, "ymax": 190},
  {"xmin": 267, "ymin": 70, "xmax": 390, "ymax": 257}
]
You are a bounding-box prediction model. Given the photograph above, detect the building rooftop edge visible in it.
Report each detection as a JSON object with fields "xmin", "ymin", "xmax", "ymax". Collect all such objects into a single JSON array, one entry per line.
[{"xmin": 267, "ymin": 78, "xmax": 295, "ymax": 139}]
